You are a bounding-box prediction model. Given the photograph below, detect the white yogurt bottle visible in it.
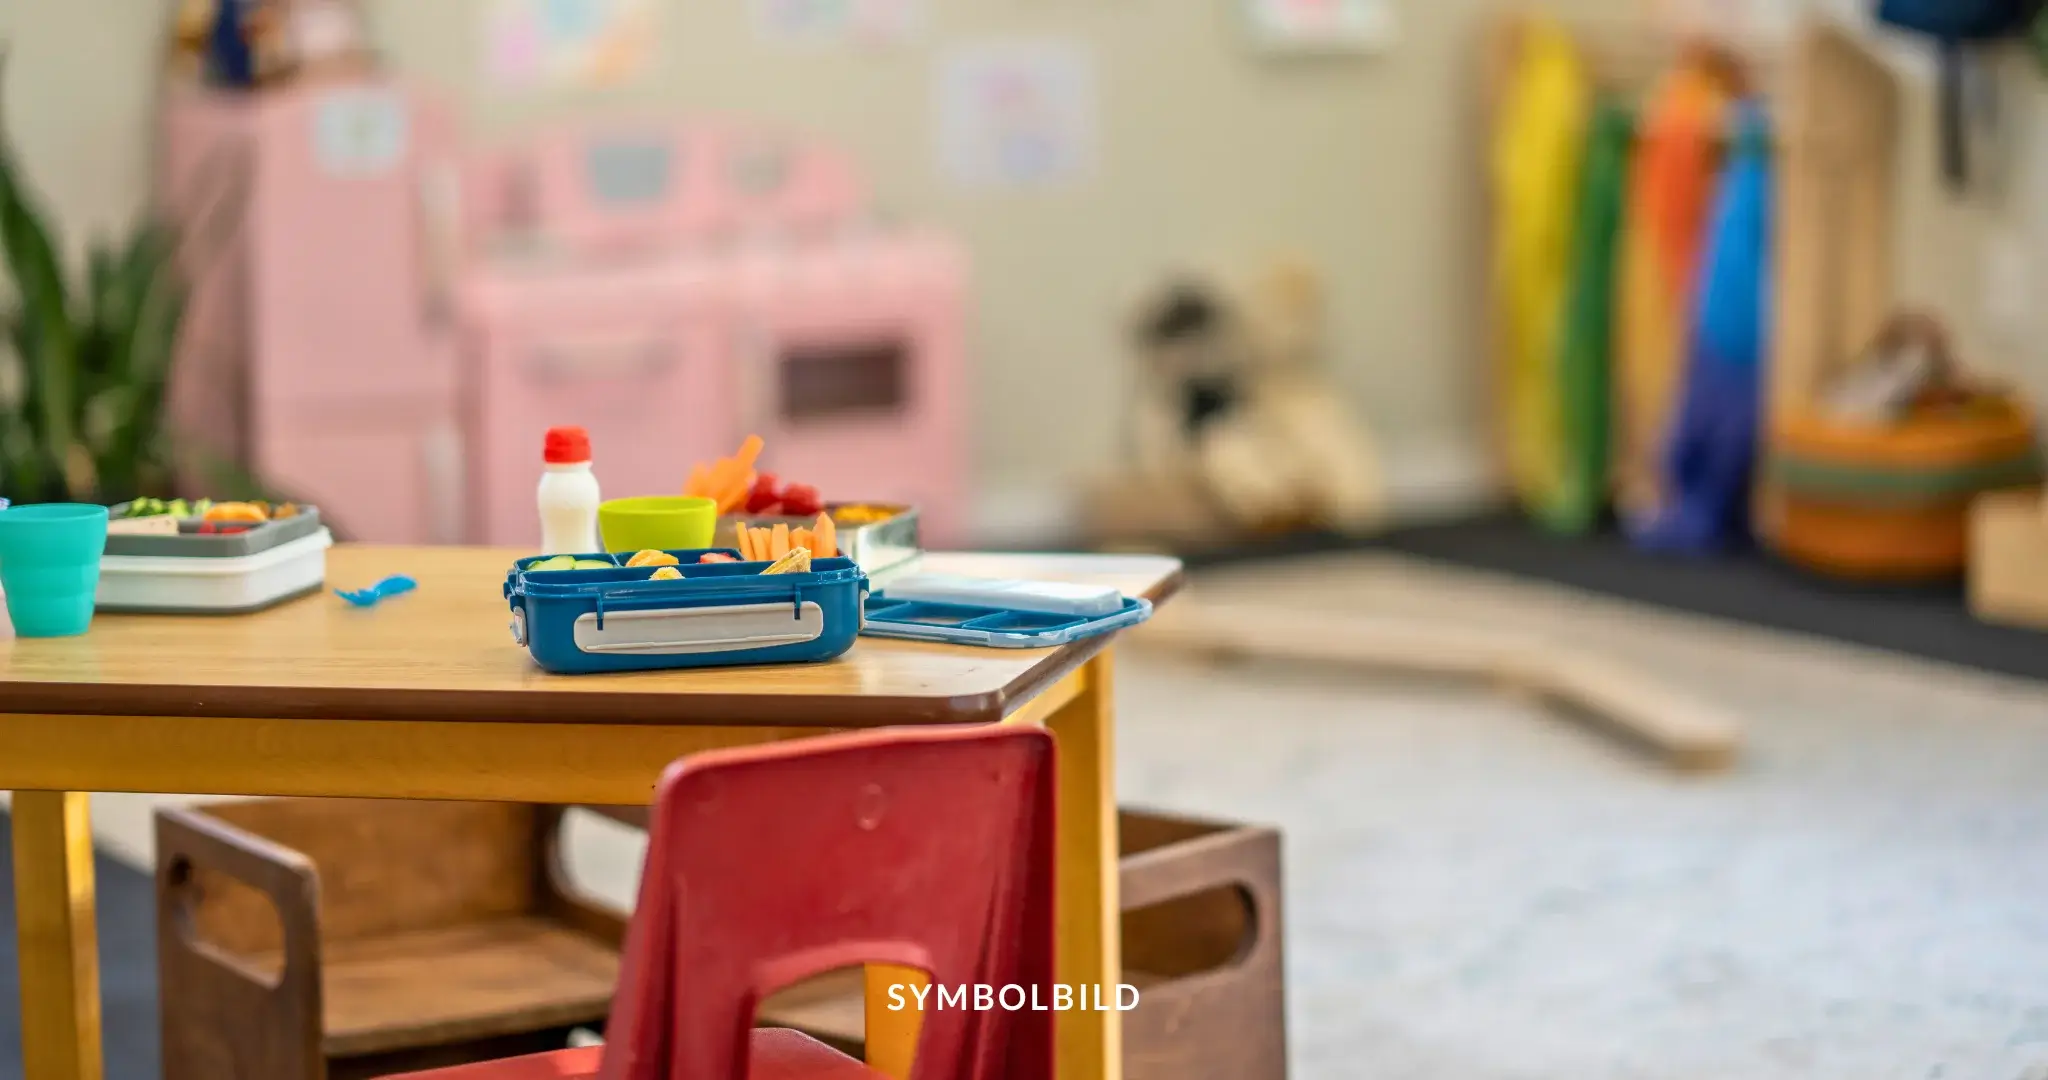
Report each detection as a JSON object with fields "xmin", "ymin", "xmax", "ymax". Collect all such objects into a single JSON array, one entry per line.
[{"xmin": 538, "ymin": 426, "xmax": 601, "ymax": 555}]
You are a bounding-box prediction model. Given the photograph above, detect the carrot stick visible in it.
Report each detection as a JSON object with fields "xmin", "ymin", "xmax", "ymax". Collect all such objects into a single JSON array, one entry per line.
[
  {"xmin": 685, "ymin": 464, "xmax": 710, "ymax": 497},
  {"xmin": 733, "ymin": 434, "xmax": 765, "ymax": 473},
  {"xmin": 794, "ymin": 528, "xmax": 812, "ymax": 554},
  {"xmin": 813, "ymin": 513, "xmax": 837, "ymax": 559},
  {"xmin": 755, "ymin": 527, "xmax": 774, "ymax": 562},
  {"xmin": 701, "ymin": 460, "xmax": 736, "ymax": 505},
  {"xmin": 772, "ymin": 523, "xmax": 791, "ymax": 560},
  {"xmin": 735, "ymin": 521, "xmax": 753, "ymax": 561},
  {"xmin": 719, "ymin": 471, "xmax": 754, "ymax": 515}
]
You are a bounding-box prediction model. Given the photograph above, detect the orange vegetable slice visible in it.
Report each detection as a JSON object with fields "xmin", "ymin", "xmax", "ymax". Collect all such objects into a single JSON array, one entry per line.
[
  {"xmin": 203, "ymin": 502, "xmax": 269, "ymax": 523},
  {"xmin": 812, "ymin": 512, "xmax": 837, "ymax": 559},
  {"xmin": 625, "ymin": 549, "xmax": 681, "ymax": 568},
  {"xmin": 733, "ymin": 434, "xmax": 765, "ymax": 472},
  {"xmin": 771, "ymin": 523, "xmax": 791, "ymax": 560}
]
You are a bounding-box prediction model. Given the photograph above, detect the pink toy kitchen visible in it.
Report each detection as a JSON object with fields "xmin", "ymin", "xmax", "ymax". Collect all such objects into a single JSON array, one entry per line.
[{"xmin": 159, "ymin": 78, "xmax": 970, "ymax": 548}]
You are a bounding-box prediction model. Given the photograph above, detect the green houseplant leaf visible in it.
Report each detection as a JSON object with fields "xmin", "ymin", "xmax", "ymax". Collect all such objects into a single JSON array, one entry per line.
[{"xmin": 0, "ymin": 46, "xmax": 252, "ymax": 507}]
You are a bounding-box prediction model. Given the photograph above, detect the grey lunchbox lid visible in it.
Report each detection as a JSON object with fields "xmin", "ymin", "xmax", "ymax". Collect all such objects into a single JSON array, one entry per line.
[{"xmin": 104, "ymin": 504, "xmax": 324, "ymax": 558}]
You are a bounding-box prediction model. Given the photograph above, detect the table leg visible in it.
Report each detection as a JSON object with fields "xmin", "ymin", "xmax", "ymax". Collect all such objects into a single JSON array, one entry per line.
[
  {"xmin": 1044, "ymin": 652, "xmax": 1123, "ymax": 1080},
  {"xmin": 11, "ymin": 791, "xmax": 103, "ymax": 1080},
  {"xmin": 863, "ymin": 964, "xmax": 927, "ymax": 1078},
  {"xmin": 862, "ymin": 655, "xmax": 1121, "ymax": 1080}
]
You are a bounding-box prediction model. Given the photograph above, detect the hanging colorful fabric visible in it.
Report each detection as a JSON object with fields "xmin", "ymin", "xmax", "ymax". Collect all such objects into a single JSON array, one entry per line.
[
  {"xmin": 1632, "ymin": 102, "xmax": 1773, "ymax": 554},
  {"xmin": 1491, "ymin": 19, "xmax": 1591, "ymax": 520},
  {"xmin": 1613, "ymin": 58, "xmax": 1733, "ymax": 526},
  {"xmin": 1542, "ymin": 99, "xmax": 1632, "ymax": 534}
]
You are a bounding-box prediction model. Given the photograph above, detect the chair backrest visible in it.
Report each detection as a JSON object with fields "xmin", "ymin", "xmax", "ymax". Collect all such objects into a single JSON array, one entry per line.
[
  {"xmin": 598, "ymin": 725, "xmax": 1056, "ymax": 1080},
  {"xmin": 196, "ymin": 799, "xmax": 542, "ymax": 950}
]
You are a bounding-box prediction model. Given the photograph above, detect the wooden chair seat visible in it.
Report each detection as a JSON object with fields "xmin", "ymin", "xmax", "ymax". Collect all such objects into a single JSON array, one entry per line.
[
  {"xmin": 312, "ymin": 917, "xmax": 621, "ymax": 1059},
  {"xmin": 157, "ymin": 800, "xmax": 638, "ymax": 1080}
]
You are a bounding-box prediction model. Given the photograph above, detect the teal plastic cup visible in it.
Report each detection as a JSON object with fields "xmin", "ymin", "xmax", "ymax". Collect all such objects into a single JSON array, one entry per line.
[{"xmin": 0, "ymin": 503, "xmax": 110, "ymax": 637}]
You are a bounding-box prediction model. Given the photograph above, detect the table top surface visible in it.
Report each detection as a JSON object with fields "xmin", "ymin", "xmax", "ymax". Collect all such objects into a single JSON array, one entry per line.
[{"xmin": 0, "ymin": 546, "xmax": 1181, "ymax": 727}]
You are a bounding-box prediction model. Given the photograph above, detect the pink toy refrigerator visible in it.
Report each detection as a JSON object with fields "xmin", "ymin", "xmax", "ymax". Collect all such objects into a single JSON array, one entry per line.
[
  {"xmin": 459, "ymin": 259, "xmax": 737, "ymax": 550},
  {"xmin": 727, "ymin": 229, "xmax": 969, "ymax": 545},
  {"xmin": 459, "ymin": 123, "xmax": 970, "ymax": 547},
  {"xmin": 160, "ymin": 80, "xmax": 465, "ymax": 544}
]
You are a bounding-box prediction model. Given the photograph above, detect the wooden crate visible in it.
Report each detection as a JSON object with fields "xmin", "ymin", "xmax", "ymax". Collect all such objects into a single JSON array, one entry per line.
[
  {"xmin": 757, "ymin": 809, "xmax": 1290, "ymax": 1079},
  {"xmin": 1970, "ymin": 491, "xmax": 2048, "ymax": 630},
  {"xmin": 1121, "ymin": 808, "xmax": 1288, "ymax": 1080}
]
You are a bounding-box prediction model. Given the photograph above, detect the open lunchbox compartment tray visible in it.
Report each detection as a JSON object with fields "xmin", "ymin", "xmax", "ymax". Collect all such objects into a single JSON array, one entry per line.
[
  {"xmin": 104, "ymin": 503, "xmax": 324, "ymax": 558},
  {"xmin": 859, "ymin": 593, "xmax": 1153, "ymax": 648}
]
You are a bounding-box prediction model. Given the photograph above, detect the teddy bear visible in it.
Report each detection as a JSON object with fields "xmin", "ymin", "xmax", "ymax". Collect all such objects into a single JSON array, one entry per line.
[{"xmin": 1093, "ymin": 259, "xmax": 1384, "ymax": 543}]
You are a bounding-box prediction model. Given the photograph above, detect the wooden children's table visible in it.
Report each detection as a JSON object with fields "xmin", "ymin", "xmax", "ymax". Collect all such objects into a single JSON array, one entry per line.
[{"xmin": 0, "ymin": 545, "xmax": 1182, "ymax": 1080}]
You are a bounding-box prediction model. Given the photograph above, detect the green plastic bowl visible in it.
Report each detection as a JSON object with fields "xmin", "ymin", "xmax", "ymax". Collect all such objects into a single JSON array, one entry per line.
[{"xmin": 599, "ymin": 496, "xmax": 718, "ymax": 555}]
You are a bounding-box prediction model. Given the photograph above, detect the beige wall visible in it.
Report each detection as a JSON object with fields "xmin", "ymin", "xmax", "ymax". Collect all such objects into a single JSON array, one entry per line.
[{"xmin": 2, "ymin": 0, "xmax": 2042, "ymax": 534}]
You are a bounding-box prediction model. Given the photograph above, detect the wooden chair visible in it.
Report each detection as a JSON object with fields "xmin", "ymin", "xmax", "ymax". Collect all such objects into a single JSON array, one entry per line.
[
  {"xmin": 379, "ymin": 723, "xmax": 1057, "ymax": 1080},
  {"xmin": 157, "ymin": 800, "xmax": 642, "ymax": 1080}
]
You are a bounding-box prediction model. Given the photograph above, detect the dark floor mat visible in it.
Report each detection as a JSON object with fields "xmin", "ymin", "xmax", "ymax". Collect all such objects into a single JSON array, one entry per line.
[
  {"xmin": 1178, "ymin": 513, "xmax": 2048, "ymax": 683},
  {"xmin": 0, "ymin": 809, "xmax": 160, "ymax": 1080}
]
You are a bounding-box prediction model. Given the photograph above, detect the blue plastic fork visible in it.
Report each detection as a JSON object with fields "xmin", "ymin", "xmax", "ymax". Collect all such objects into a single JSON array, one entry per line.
[{"xmin": 335, "ymin": 575, "xmax": 417, "ymax": 608}]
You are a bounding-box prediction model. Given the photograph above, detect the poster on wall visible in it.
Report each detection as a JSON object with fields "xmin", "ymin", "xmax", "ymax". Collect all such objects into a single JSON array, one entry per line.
[
  {"xmin": 1243, "ymin": 0, "xmax": 1396, "ymax": 52},
  {"xmin": 936, "ymin": 41, "xmax": 1097, "ymax": 190},
  {"xmin": 483, "ymin": 0, "xmax": 657, "ymax": 91},
  {"xmin": 751, "ymin": 0, "xmax": 924, "ymax": 46}
]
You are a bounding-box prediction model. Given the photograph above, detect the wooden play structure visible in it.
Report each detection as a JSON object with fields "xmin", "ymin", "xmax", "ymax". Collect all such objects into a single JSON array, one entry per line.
[{"xmin": 1136, "ymin": 597, "xmax": 1741, "ymax": 773}]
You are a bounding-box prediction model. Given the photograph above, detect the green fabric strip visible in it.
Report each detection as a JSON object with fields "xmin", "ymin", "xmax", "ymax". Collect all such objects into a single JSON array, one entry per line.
[{"xmin": 1769, "ymin": 453, "xmax": 2045, "ymax": 504}]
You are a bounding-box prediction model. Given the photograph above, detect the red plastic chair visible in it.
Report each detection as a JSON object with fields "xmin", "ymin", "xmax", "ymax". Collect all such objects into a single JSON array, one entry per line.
[{"xmin": 379, "ymin": 725, "xmax": 1057, "ymax": 1080}]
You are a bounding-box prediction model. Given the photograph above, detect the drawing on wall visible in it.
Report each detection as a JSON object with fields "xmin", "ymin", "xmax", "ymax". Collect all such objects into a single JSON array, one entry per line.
[
  {"xmin": 1243, "ymin": 0, "xmax": 1396, "ymax": 50},
  {"xmin": 936, "ymin": 41, "xmax": 1097, "ymax": 190},
  {"xmin": 752, "ymin": 0, "xmax": 923, "ymax": 45},
  {"xmin": 484, "ymin": 0, "xmax": 656, "ymax": 91}
]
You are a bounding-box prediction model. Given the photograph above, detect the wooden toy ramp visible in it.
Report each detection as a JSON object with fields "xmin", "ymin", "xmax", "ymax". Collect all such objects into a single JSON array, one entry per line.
[{"xmin": 1135, "ymin": 598, "xmax": 1742, "ymax": 773}]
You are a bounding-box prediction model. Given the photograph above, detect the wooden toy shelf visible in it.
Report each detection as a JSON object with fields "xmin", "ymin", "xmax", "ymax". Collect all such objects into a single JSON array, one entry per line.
[{"xmin": 1476, "ymin": 15, "xmax": 1902, "ymax": 498}]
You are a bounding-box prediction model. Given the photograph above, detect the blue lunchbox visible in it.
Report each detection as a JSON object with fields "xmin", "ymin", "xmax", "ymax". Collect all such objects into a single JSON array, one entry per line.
[{"xmin": 504, "ymin": 549, "xmax": 868, "ymax": 674}]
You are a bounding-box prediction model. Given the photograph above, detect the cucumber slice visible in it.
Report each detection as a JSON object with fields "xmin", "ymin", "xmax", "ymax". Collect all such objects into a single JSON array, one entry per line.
[
  {"xmin": 573, "ymin": 559, "xmax": 615, "ymax": 569},
  {"xmin": 532, "ymin": 556, "xmax": 578, "ymax": 571}
]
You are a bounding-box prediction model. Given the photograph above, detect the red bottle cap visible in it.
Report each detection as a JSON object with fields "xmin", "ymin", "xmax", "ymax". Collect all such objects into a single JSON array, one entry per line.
[{"xmin": 544, "ymin": 426, "xmax": 592, "ymax": 464}]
